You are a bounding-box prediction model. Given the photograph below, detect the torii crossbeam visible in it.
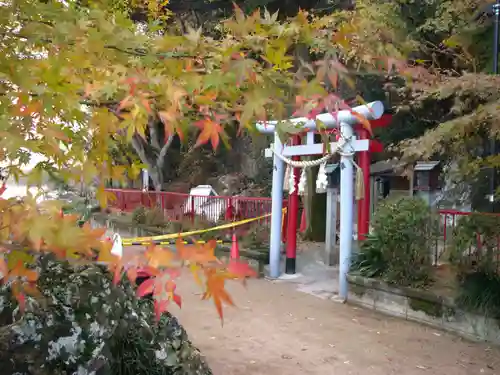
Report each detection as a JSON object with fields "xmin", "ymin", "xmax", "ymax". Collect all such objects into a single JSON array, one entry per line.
[{"xmin": 256, "ymin": 101, "xmax": 385, "ymax": 300}]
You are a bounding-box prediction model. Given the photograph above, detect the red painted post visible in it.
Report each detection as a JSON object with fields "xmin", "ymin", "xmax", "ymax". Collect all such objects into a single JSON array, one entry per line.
[
  {"xmin": 190, "ymin": 196, "xmax": 195, "ymax": 224},
  {"xmin": 225, "ymin": 197, "xmax": 234, "ymax": 221},
  {"xmin": 357, "ymin": 129, "xmax": 371, "ymax": 240},
  {"xmin": 285, "ymin": 135, "xmax": 301, "ymax": 274}
]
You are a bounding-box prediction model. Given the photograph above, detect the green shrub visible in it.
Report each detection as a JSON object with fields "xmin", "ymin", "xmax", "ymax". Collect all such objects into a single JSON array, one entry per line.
[
  {"xmin": 448, "ymin": 213, "xmax": 500, "ymax": 273},
  {"xmin": 131, "ymin": 206, "xmax": 169, "ymax": 227},
  {"xmin": 447, "ymin": 214, "xmax": 500, "ymax": 318},
  {"xmin": 132, "ymin": 206, "xmax": 147, "ymax": 225},
  {"xmin": 351, "ymin": 196, "xmax": 438, "ymax": 287},
  {"xmin": 456, "ymin": 270, "xmax": 500, "ymax": 320},
  {"xmin": 0, "ymin": 255, "xmax": 212, "ymax": 375},
  {"xmin": 145, "ymin": 206, "xmax": 167, "ymax": 227},
  {"xmin": 239, "ymin": 223, "xmax": 269, "ymax": 249}
]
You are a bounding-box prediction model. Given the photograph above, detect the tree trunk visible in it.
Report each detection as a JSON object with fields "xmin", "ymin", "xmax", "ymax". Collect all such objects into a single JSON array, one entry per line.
[
  {"xmin": 149, "ymin": 165, "xmax": 164, "ymax": 192},
  {"xmin": 130, "ymin": 116, "xmax": 174, "ymax": 193}
]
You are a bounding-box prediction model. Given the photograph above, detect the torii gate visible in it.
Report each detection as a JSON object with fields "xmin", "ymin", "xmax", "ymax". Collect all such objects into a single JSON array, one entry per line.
[{"xmin": 257, "ymin": 101, "xmax": 385, "ymax": 300}]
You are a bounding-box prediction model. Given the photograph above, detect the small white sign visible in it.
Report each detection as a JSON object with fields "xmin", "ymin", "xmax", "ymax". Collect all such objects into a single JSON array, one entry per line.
[{"xmin": 111, "ymin": 233, "xmax": 123, "ymax": 258}]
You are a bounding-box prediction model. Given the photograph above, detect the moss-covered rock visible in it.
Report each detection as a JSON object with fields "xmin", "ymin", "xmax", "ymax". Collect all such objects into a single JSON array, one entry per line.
[{"xmin": 0, "ymin": 255, "xmax": 212, "ymax": 375}]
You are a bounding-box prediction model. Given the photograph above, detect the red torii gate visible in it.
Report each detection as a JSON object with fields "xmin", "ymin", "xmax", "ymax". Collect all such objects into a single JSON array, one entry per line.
[
  {"xmin": 355, "ymin": 113, "xmax": 392, "ymax": 240},
  {"xmin": 285, "ymin": 114, "xmax": 392, "ymax": 274}
]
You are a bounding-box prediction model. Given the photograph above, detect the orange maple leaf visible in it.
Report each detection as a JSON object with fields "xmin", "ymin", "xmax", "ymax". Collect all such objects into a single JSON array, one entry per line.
[
  {"xmin": 202, "ymin": 269, "xmax": 235, "ymax": 324},
  {"xmin": 117, "ymin": 95, "xmax": 135, "ymax": 112},
  {"xmin": 145, "ymin": 244, "xmax": 176, "ymax": 268},
  {"xmin": 177, "ymin": 238, "xmax": 218, "ymax": 265},
  {"xmin": 96, "ymin": 240, "xmax": 119, "ymax": 264},
  {"xmin": 350, "ymin": 110, "xmax": 372, "ymax": 136},
  {"xmin": 96, "ymin": 241, "xmax": 122, "ymax": 282},
  {"xmin": 78, "ymin": 222, "xmax": 107, "ymax": 255},
  {"xmin": 194, "ymin": 118, "xmax": 223, "ymax": 149},
  {"xmin": 0, "ymin": 257, "xmax": 8, "ymax": 283},
  {"xmin": 23, "ymin": 282, "xmax": 42, "ymax": 300},
  {"xmin": 165, "ymin": 279, "xmax": 182, "ymax": 308},
  {"xmin": 158, "ymin": 110, "xmax": 177, "ymax": 135},
  {"xmin": 9, "ymin": 260, "xmax": 38, "ymax": 282},
  {"xmin": 140, "ymin": 94, "xmax": 152, "ymax": 113}
]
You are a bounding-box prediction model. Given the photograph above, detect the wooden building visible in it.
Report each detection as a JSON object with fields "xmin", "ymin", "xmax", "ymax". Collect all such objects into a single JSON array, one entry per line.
[{"xmin": 370, "ymin": 160, "xmax": 442, "ymax": 217}]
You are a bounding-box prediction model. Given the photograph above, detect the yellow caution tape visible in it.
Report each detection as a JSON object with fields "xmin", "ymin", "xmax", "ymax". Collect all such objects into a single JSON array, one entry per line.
[
  {"xmin": 125, "ymin": 239, "xmax": 230, "ymax": 246},
  {"xmin": 122, "ymin": 208, "xmax": 286, "ymax": 245}
]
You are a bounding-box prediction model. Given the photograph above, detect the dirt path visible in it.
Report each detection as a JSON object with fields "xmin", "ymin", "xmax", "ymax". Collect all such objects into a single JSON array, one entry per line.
[{"xmin": 173, "ymin": 277, "xmax": 499, "ymax": 375}]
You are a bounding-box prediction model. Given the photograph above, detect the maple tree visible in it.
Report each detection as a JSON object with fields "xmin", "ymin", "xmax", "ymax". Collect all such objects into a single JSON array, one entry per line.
[{"xmin": 0, "ymin": 0, "xmax": 426, "ymax": 324}]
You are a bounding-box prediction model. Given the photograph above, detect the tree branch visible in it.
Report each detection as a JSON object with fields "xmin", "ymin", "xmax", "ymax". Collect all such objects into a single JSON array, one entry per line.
[
  {"xmin": 131, "ymin": 133, "xmax": 155, "ymax": 168},
  {"xmin": 0, "ymin": 30, "xmax": 194, "ymax": 59},
  {"xmin": 147, "ymin": 116, "xmax": 162, "ymax": 151},
  {"xmin": 156, "ymin": 135, "xmax": 174, "ymax": 169}
]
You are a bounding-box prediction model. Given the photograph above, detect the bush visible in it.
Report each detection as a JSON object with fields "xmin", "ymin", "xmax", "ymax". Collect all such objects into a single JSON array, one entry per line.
[
  {"xmin": 447, "ymin": 214, "xmax": 500, "ymax": 318},
  {"xmin": 0, "ymin": 255, "xmax": 212, "ymax": 375},
  {"xmin": 131, "ymin": 206, "xmax": 168, "ymax": 227},
  {"xmin": 145, "ymin": 206, "xmax": 168, "ymax": 227},
  {"xmin": 351, "ymin": 196, "xmax": 438, "ymax": 287},
  {"xmin": 132, "ymin": 206, "xmax": 147, "ymax": 225},
  {"xmin": 455, "ymin": 270, "xmax": 500, "ymax": 320},
  {"xmin": 448, "ymin": 213, "xmax": 500, "ymax": 273},
  {"xmin": 239, "ymin": 223, "xmax": 269, "ymax": 250}
]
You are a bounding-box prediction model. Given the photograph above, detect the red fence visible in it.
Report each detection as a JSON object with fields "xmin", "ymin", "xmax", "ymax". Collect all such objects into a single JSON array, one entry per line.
[
  {"xmin": 105, "ymin": 192, "xmax": 500, "ymax": 268},
  {"xmin": 436, "ymin": 209, "xmax": 500, "ymax": 270},
  {"xmin": 105, "ymin": 188, "xmax": 282, "ymax": 227}
]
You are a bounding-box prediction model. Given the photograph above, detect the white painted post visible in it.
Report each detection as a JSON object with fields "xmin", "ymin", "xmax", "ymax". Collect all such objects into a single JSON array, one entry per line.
[
  {"xmin": 269, "ymin": 133, "xmax": 285, "ymax": 278},
  {"xmin": 339, "ymin": 121, "xmax": 354, "ymax": 301},
  {"xmin": 142, "ymin": 169, "xmax": 149, "ymax": 191}
]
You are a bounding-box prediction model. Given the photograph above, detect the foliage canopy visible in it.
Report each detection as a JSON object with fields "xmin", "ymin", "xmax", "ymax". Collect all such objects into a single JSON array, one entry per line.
[{"xmin": 0, "ymin": 0, "xmax": 425, "ymax": 328}]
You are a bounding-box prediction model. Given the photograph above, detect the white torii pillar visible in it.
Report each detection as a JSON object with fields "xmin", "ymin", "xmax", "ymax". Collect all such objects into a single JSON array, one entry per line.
[{"xmin": 257, "ymin": 101, "xmax": 384, "ymax": 300}]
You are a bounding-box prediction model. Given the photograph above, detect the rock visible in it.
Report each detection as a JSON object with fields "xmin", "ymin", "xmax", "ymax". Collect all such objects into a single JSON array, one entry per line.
[
  {"xmin": 0, "ymin": 255, "xmax": 212, "ymax": 375},
  {"xmin": 207, "ymin": 173, "xmax": 246, "ymax": 196}
]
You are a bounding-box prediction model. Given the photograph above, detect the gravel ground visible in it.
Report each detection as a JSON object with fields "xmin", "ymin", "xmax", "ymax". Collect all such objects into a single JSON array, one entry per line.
[{"xmin": 173, "ymin": 276, "xmax": 500, "ymax": 375}]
